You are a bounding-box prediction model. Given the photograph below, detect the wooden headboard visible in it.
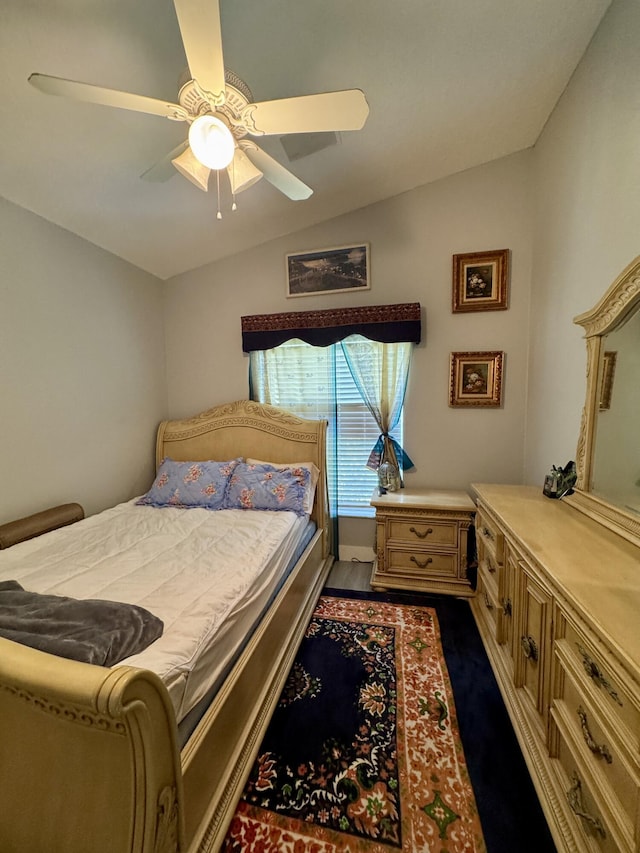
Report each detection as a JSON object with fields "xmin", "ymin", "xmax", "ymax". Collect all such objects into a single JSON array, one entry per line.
[{"xmin": 156, "ymin": 400, "xmax": 330, "ymax": 555}]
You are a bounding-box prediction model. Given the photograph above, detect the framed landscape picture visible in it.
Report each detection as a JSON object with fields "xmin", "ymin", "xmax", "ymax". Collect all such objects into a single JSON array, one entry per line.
[
  {"xmin": 449, "ymin": 351, "xmax": 504, "ymax": 407},
  {"xmin": 286, "ymin": 243, "xmax": 370, "ymax": 298},
  {"xmin": 452, "ymin": 249, "xmax": 509, "ymax": 313}
]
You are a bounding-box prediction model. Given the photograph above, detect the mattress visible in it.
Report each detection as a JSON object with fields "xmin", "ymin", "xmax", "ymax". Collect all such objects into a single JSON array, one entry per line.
[{"xmin": 0, "ymin": 500, "xmax": 313, "ymax": 721}]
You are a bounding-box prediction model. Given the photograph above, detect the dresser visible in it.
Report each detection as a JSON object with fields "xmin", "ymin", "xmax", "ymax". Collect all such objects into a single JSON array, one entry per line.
[
  {"xmin": 471, "ymin": 483, "xmax": 640, "ymax": 853},
  {"xmin": 370, "ymin": 488, "xmax": 476, "ymax": 596}
]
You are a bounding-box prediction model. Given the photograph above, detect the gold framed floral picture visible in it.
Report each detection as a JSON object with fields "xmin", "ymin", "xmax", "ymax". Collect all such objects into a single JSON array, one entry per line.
[
  {"xmin": 452, "ymin": 249, "xmax": 509, "ymax": 312},
  {"xmin": 449, "ymin": 351, "xmax": 504, "ymax": 407}
]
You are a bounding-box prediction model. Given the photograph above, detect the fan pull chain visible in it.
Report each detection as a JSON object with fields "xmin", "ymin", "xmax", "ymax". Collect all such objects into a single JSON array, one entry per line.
[
  {"xmin": 216, "ymin": 171, "xmax": 222, "ymax": 220},
  {"xmin": 231, "ymin": 157, "xmax": 237, "ymax": 211}
]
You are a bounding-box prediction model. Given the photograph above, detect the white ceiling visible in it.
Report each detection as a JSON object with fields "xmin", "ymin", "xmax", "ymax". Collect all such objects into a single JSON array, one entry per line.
[{"xmin": 0, "ymin": 0, "xmax": 610, "ymax": 280}]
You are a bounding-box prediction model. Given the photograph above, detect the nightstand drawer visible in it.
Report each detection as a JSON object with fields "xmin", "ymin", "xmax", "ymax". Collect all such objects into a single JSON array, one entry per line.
[
  {"xmin": 388, "ymin": 519, "xmax": 457, "ymax": 547},
  {"xmin": 371, "ymin": 488, "xmax": 475, "ymax": 597},
  {"xmin": 386, "ymin": 548, "xmax": 457, "ymax": 577}
]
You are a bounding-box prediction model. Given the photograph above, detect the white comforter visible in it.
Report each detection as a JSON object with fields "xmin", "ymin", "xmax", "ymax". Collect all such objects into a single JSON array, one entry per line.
[{"xmin": 0, "ymin": 500, "xmax": 307, "ymax": 719}]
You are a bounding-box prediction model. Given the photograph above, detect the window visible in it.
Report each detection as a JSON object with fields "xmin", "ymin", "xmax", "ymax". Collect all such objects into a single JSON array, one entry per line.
[{"xmin": 250, "ymin": 338, "xmax": 404, "ymax": 518}]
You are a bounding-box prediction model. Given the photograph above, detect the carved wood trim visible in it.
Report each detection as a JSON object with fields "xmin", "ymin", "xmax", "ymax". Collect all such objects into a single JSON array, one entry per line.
[
  {"xmin": 161, "ymin": 400, "xmax": 319, "ymax": 444},
  {"xmin": 568, "ymin": 256, "xmax": 640, "ymax": 548},
  {"xmin": 154, "ymin": 786, "xmax": 180, "ymax": 853},
  {"xmin": 0, "ymin": 682, "xmax": 126, "ymax": 734},
  {"xmin": 378, "ymin": 507, "xmax": 470, "ymax": 521}
]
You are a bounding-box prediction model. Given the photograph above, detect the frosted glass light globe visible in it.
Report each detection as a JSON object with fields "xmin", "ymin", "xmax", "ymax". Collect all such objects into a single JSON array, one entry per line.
[{"xmin": 189, "ymin": 115, "xmax": 235, "ymax": 170}]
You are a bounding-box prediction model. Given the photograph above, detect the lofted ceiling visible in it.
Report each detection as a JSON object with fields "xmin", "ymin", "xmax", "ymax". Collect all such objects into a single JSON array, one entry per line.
[{"xmin": 0, "ymin": 0, "xmax": 610, "ymax": 280}]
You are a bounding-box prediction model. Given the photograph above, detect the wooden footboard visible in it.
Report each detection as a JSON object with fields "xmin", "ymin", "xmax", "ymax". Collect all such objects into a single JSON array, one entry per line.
[
  {"xmin": 0, "ymin": 639, "xmax": 184, "ymax": 853},
  {"xmin": 0, "ymin": 537, "xmax": 331, "ymax": 853}
]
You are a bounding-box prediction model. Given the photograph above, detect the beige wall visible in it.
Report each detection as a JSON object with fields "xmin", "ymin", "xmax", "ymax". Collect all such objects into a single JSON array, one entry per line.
[
  {"xmin": 2, "ymin": 0, "xmax": 637, "ymax": 553},
  {"xmin": 164, "ymin": 151, "xmax": 534, "ymax": 555},
  {"xmin": 0, "ymin": 197, "xmax": 167, "ymax": 524},
  {"xmin": 526, "ymin": 0, "xmax": 640, "ymax": 483},
  {"xmin": 164, "ymin": 0, "xmax": 640, "ymax": 555}
]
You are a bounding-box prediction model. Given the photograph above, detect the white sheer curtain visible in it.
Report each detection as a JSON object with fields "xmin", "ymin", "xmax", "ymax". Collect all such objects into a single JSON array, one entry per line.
[
  {"xmin": 249, "ymin": 340, "xmax": 339, "ymax": 549},
  {"xmin": 249, "ymin": 339, "xmax": 335, "ymax": 422},
  {"xmin": 340, "ymin": 335, "xmax": 415, "ymax": 477}
]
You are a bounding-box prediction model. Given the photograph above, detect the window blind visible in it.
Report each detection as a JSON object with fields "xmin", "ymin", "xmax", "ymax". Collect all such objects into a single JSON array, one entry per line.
[{"xmin": 258, "ymin": 340, "xmax": 402, "ymax": 517}]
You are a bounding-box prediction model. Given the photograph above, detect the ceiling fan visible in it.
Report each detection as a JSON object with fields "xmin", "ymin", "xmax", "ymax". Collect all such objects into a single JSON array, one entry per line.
[{"xmin": 28, "ymin": 0, "xmax": 370, "ymax": 204}]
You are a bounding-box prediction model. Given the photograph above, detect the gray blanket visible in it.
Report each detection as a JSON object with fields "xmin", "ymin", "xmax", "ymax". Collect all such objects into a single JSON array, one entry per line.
[{"xmin": 0, "ymin": 580, "xmax": 163, "ymax": 666}]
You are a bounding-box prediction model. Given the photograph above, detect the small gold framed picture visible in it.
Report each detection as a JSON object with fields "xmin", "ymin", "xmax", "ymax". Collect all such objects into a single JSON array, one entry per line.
[
  {"xmin": 449, "ymin": 351, "xmax": 504, "ymax": 407},
  {"xmin": 452, "ymin": 249, "xmax": 509, "ymax": 312}
]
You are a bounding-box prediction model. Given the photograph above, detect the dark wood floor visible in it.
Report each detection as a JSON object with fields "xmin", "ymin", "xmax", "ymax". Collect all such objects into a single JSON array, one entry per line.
[{"xmin": 325, "ymin": 559, "xmax": 372, "ymax": 591}]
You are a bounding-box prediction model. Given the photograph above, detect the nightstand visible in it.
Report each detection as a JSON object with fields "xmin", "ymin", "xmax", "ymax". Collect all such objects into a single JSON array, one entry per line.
[{"xmin": 370, "ymin": 488, "xmax": 476, "ymax": 596}]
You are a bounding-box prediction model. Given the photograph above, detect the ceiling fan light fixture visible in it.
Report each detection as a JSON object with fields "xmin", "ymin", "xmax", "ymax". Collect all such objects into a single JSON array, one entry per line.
[
  {"xmin": 189, "ymin": 115, "xmax": 235, "ymax": 170},
  {"xmin": 171, "ymin": 147, "xmax": 210, "ymax": 191},
  {"xmin": 228, "ymin": 148, "xmax": 263, "ymax": 194}
]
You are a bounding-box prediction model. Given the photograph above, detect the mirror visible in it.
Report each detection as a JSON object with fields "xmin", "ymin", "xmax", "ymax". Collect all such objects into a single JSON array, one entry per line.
[
  {"xmin": 592, "ymin": 309, "xmax": 640, "ymax": 512},
  {"xmin": 566, "ymin": 256, "xmax": 640, "ymax": 548}
]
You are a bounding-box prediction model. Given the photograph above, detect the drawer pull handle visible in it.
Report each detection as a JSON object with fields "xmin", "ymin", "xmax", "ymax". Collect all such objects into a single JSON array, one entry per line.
[
  {"xmin": 520, "ymin": 635, "xmax": 538, "ymax": 662},
  {"xmin": 410, "ymin": 555, "xmax": 433, "ymax": 569},
  {"xmin": 577, "ymin": 706, "xmax": 612, "ymax": 763},
  {"xmin": 577, "ymin": 644, "xmax": 623, "ymax": 706},
  {"xmin": 502, "ymin": 598, "xmax": 512, "ymax": 617},
  {"xmin": 566, "ymin": 772, "xmax": 606, "ymax": 839},
  {"xmin": 484, "ymin": 592, "xmax": 493, "ymax": 610},
  {"xmin": 409, "ymin": 526, "xmax": 433, "ymax": 539}
]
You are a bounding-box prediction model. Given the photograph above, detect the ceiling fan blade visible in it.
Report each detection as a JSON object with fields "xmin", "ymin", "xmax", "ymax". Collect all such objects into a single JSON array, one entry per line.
[
  {"xmin": 28, "ymin": 73, "xmax": 187, "ymax": 120},
  {"xmin": 243, "ymin": 89, "xmax": 369, "ymax": 136},
  {"xmin": 140, "ymin": 141, "xmax": 190, "ymax": 182},
  {"xmin": 227, "ymin": 148, "xmax": 263, "ymax": 195},
  {"xmin": 240, "ymin": 142, "xmax": 312, "ymax": 200},
  {"xmin": 173, "ymin": 0, "xmax": 226, "ymax": 107}
]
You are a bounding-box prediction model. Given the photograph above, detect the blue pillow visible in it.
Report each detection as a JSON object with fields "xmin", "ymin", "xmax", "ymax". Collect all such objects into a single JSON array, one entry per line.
[
  {"xmin": 223, "ymin": 462, "xmax": 309, "ymax": 516},
  {"xmin": 137, "ymin": 458, "xmax": 240, "ymax": 510}
]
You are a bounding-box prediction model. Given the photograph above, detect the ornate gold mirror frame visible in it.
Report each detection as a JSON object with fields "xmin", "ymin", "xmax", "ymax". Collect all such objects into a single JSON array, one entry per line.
[{"xmin": 565, "ymin": 255, "xmax": 640, "ymax": 548}]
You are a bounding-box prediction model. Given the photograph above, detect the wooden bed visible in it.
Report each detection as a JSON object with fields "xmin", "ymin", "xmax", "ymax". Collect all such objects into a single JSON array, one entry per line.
[{"xmin": 0, "ymin": 400, "xmax": 333, "ymax": 853}]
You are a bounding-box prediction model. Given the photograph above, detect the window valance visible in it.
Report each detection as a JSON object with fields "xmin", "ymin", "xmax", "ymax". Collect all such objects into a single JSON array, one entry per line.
[{"xmin": 241, "ymin": 302, "xmax": 422, "ymax": 352}]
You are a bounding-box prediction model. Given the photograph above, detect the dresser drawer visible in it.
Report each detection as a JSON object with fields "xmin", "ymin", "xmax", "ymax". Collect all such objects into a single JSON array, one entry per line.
[
  {"xmin": 558, "ymin": 617, "xmax": 640, "ymax": 754},
  {"xmin": 388, "ymin": 518, "xmax": 457, "ymax": 547},
  {"xmin": 386, "ymin": 548, "xmax": 457, "ymax": 577},
  {"xmin": 476, "ymin": 570, "xmax": 499, "ymax": 638},
  {"xmin": 481, "ymin": 549, "xmax": 500, "ymax": 579},
  {"xmin": 551, "ymin": 713, "xmax": 632, "ymax": 852},
  {"xmin": 475, "ymin": 506, "xmax": 504, "ymax": 565},
  {"xmin": 478, "ymin": 554, "xmax": 498, "ymax": 602},
  {"xmin": 553, "ymin": 652, "xmax": 640, "ymax": 833}
]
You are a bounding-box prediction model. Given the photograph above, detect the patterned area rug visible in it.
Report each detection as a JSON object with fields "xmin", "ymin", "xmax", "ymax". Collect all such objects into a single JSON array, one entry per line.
[{"xmin": 223, "ymin": 595, "xmax": 486, "ymax": 852}]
